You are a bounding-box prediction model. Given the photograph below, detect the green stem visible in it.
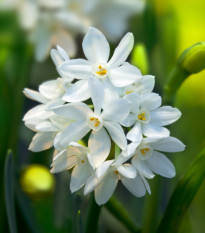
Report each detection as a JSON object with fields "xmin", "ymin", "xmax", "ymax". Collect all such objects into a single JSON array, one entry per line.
[
  {"xmin": 142, "ymin": 178, "xmax": 161, "ymax": 233},
  {"xmin": 85, "ymin": 195, "xmax": 101, "ymax": 233},
  {"xmin": 105, "ymin": 196, "xmax": 141, "ymax": 233},
  {"xmin": 163, "ymin": 65, "xmax": 188, "ymax": 105}
]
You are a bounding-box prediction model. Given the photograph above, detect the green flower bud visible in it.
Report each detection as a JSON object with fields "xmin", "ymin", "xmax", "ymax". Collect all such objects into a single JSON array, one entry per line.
[
  {"xmin": 20, "ymin": 165, "xmax": 55, "ymax": 200},
  {"xmin": 179, "ymin": 42, "xmax": 205, "ymax": 74},
  {"xmin": 131, "ymin": 43, "xmax": 149, "ymax": 75},
  {"xmin": 163, "ymin": 42, "xmax": 205, "ymax": 105}
]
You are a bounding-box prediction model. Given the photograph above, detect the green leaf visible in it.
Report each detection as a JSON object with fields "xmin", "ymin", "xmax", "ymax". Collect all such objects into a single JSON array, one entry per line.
[
  {"xmin": 106, "ymin": 196, "xmax": 141, "ymax": 233},
  {"xmin": 15, "ymin": 187, "xmax": 42, "ymax": 233},
  {"xmin": 77, "ymin": 211, "xmax": 85, "ymax": 233},
  {"xmin": 4, "ymin": 150, "xmax": 17, "ymax": 233},
  {"xmin": 156, "ymin": 147, "xmax": 205, "ymax": 233},
  {"xmin": 85, "ymin": 194, "xmax": 101, "ymax": 233}
]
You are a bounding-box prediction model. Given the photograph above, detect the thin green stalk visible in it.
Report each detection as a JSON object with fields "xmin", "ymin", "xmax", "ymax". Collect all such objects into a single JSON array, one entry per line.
[
  {"xmin": 105, "ymin": 196, "xmax": 141, "ymax": 233},
  {"xmin": 142, "ymin": 178, "xmax": 161, "ymax": 233},
  {"xmin": 85, "ymin": 195, "xmax": 101, "ymax": 233}
]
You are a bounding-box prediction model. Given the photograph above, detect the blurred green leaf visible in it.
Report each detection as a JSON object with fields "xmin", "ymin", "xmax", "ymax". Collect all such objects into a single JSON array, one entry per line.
[
  {"xmin": 85, "ymin": 195, "xmax": 101, "ymax": 233},
  {"xmin": 4, "ymin": 150, "xmax": 17, "ymax": 233},
  {"xmin": 106, "ymin": 196, "xmax": 141, "ymax": 233},
  {"xmin": 15, "ymin": 187, "xmax": 42, "ymax": 233},
  {"xmin": 131, "ymin": 43, "xmax": 149, "ymax": 75},
  {"xmin": 77, "ymin": 211, "xmax": 85, "ymax": 233},
  {"xmin": 156, "ymin": 147, "xmax": 205, "ymax": 233}
]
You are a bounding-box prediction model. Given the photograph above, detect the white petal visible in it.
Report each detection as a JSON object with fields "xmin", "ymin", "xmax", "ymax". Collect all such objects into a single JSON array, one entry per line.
[
  {"xmin": 95, "ymin": 173, "xmax": 118, "ymax": 205},
  {"xmin": 50, "ymin": 49, "xmax": 64, "ymax": 67},
  {"xmin": 102, "ymin": 98, "xmax": 130, "ymax": 123},
  {"xmin": 63, "ymin": 80, "xmax": 90, "ymax": 102},
  {"xmin": 150, "ymin": 106, "xmax": 182, "ymax": 126},
  {"xmin": 121, "ymin": 175, "xmax": 146, "ymax": 197},
  {"xmin": 84, "ymin": 174, "xmax": 102, "ymax": 195},
  {"xmin": 59, "ymin": 59, "xmax": 92, "ymax": 80},
  {"xmin": 88, "ymin": 76, "xmax": 104, "ymax": 115},
  {"xmin": 53, "ymin": 102, "xmax": 92, "ymax": 120},
  {"xmin": 23, "ymin": 104, "xmax": 51, "ymax": 121},
  {"xmin": 109, "ymin": 63, "xmax": 140, "ymax": 87},
  {"xmin": 140, "ymin": 174, "xmax": 151, "ymax": 194},
  {"xmin": 104, "ymin": 121, "xmax": 127, "ymax": 150},
  {"xmin": 136, "ymin": 75, "xmax": 155, "ymax": 94},
  {"xmin": 53, "ymin": 30, "xmax": 76, "ymax": 58},
  {"xmin": 70, "ymin": 163, "xmax": 91, "ymax": 193},
  {"xmin": 23, "ymin": 88, "xmax": 48, "ymax": 104},
  {"xmin": 121, "ymin": 113, "xmax": 136, "ymax": 127},
  {"xmin": 39, "ymin": 79, "xmax": 64, "ymax": 100},
  {"xmin": 29, "ymin": 132, "xmax": 56, "ymax": 152},
  {"xmin": 146, "ymin": 151, "xmax": 176, "ymax": 178},
  {"xmin": 35, "ymin": 121, "xmax": 58, "ymax": 132},
  {"xmin": 142, "ymin": 123, "xmax": 170, "ymax": 138},
  {"xmin": 51, "ymin": 155, "xmax": 78, "ymax": 173},
  {"xmin": 57, "ymin": 45, "xmax": 70, "ymax": 61},
  {"xmin": 132, "ymin": 157, "xmax": 155, "ymax": 179},
  {"xmin": 127, "ymin": 142, "xmax": 141, "ymax": 157},
  {"xmin": 149, "ymin": 137, "xmax": 185, "ymax": 153},
  {"xmin": 127, "ymin": 122, "xmax": 142, "ymax": 143},
  {"xmin": 96, "ymin": 160, "xmax": 114, "ymax": 178},
  {"xmin": 88, "ymin": 128, "xmax": 111, "ymax": 168},
  {"xmin": 55, "ymin": 121, "xmax": 90, "ymax": 148},
  {"xmin": 117, "ymin": 164, "xmax": 136, "ymax": 178},
  {"xmin": 140, "ymin": 93, "xmax": 162, "ymax": 111},
  {"xmin": 83, "ymin": 27, "xmax": 110, "ymax": 63},
  {"xmin": 34, "ymin": 23, "xmax": 52, "ymax": 62},
  {"xmin": 107, "ymin": 32, "xmax": 134, "ymax": 69}
]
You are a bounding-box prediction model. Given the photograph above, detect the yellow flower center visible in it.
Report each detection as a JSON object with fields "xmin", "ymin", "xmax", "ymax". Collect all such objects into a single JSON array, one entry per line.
[
  {"xmin": 96, "ymin": 65, "xmax": 107, "ymax": 76},
  {"xmin": 140, "ymin": 148, "xmax": 150, "ymax": 155},
  {"xmin": 138, "ymin": 112, "xmax": 146, "ymax": 121},
  {"xmin": 90, "ymin": 117, "xmax": 100, "ymax": 127},
  {"xmin": 115, "ymin": 171, "xmax": 119, "ymax": 175},
  {"xmin": 126, "ymin": 90, "xmax": 133, "ymax": 94}
]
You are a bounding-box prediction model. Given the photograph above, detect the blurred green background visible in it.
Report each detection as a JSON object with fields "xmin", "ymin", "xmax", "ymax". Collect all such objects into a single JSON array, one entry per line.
[{"xmin": 0, "ymin": 0, "xmax": 205, "ymax": 232}]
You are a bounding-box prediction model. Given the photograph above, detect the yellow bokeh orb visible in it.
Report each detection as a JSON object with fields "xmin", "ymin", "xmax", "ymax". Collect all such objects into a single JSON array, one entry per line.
[{"xmin": 20, "ymin": 165, "xmax": 55, "ymax": 200}]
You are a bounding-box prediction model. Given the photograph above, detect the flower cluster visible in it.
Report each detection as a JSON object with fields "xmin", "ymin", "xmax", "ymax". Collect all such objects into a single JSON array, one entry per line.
[
  {"xmin": 23, "ymin": 27, "xmax": 185, "ymax": 205},
  {"xmin": 5, "ymin": 0, "xmax": 145, "ymax": 61}
]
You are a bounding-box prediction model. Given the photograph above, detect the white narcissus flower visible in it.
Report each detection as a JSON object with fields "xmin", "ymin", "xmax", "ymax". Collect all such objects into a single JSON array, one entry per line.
[
  {"xmin": 13, "ymin": 0, "xmax": 145, "ymax": 61},
  {"xmin": 122, "ymin": 93, "xmax": 182, "ymax": 143},
  {"xmin": 51, "ymin": 142, "xmax": 95, "ymax": 193},
  {"xmin": 22, "ymin": 25, "xmax": 185, "ymax": 204},
  {"xmin": 127, "ymin": 137, "xmax": 185, "ymax": 178},
  {"xmin": 87, "ymin": 153, "xmax": 146, "ymax": 205},
  {"xmin": 60, "ymin": 27, "xmax": 142, "ymax": 103},
  {"xmin": 53, "ymin": 77, "xmax": 130, "ymax": 168},
  {"xmin": 120, "ymin": 75, "xmax": 155, "ymax": 98}
]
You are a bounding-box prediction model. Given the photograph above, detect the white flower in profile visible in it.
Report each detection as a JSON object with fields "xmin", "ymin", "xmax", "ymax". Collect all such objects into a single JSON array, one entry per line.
[
  {"xmin": 51, "ymin": 142, "xmax": 95, "ymax": 193},
  {"xmin": 120, "ymin": 75, "xmax": 155, "ymax": 98},
  {"xmin": 122, "ymin": 93, "xmax": 182, "ymax": 143},
  {"xmin": 60, "ymin": 27, "xmax": 141, "ymax": 103},
  {"xmin": 53, "ymin": 77, "xmax": 130, "ymax": 168},
  {"xmin": 27, "ymin": 114, "xmax": 72, "ymax": 152},
  {"xmin": 87, "ymin": 153, "xmax": 146, "ymax": 205},
  {"xmin": 127, "ymin": 136, "xmax": 185, "ymax": 178}
]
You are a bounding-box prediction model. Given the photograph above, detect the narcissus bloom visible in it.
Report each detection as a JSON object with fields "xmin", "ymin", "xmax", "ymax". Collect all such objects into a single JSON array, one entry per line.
[{"xmin": 23, "ymin": 26, "xmax": 185, "ymax": 205}]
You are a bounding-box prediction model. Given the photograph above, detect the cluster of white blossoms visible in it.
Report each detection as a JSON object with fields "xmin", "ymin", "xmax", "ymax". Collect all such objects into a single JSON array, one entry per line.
[
  {"xmin": 23, "ymin": 27, "xmax": 185, "ymax": 205},
  {"xmin": 1, "ymin": 0, "xmax": 144, "ymax": 61}
]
